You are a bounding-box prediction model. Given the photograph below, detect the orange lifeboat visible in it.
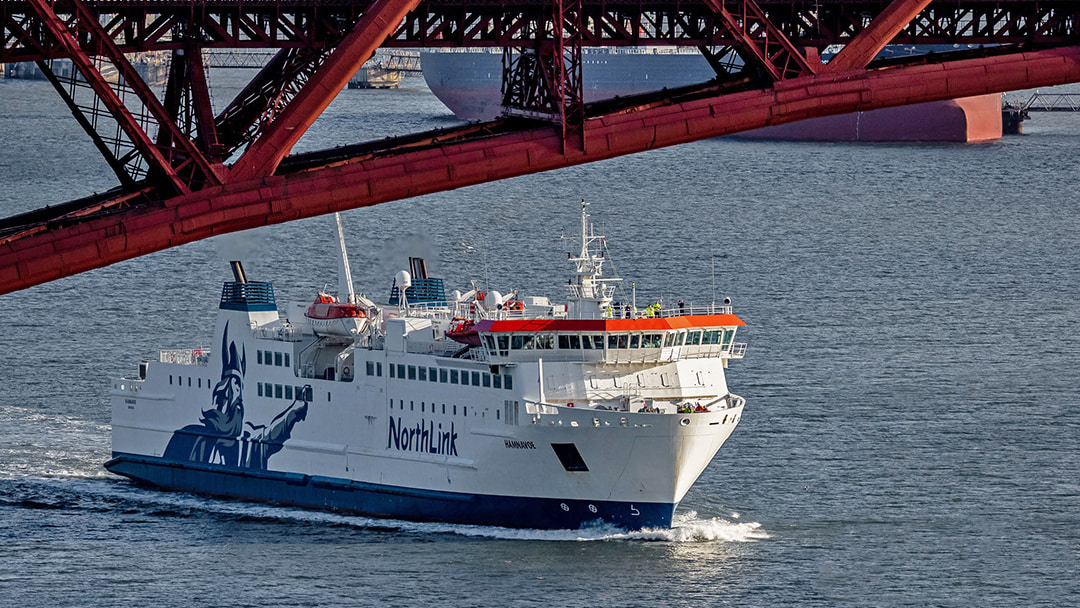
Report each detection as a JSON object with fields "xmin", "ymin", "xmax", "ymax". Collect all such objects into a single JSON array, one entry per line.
[
  {"xmin": 305, "ymin": 293, "xmax": 368, "ymax": 337},
  {"xmin": 445, "ymin": 318, "xmax": 481, "ymax": 346}
]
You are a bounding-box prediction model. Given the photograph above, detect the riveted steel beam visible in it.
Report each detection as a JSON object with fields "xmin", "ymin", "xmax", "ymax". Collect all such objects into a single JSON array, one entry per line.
[{"xmin": 3, "ymin": 45, "xmax": 1079, "ymax": 295}]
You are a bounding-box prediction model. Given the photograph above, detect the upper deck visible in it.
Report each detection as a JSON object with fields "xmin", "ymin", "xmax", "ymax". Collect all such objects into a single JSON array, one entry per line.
[{"xmin": 471, "ymin": 305, "xmax": 746, "ymax": 365}]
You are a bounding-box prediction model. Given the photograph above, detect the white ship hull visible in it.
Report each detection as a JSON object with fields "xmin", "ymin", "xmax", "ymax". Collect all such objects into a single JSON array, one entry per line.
[{"xmin": 108, "ymin": 344, "xmax": 742, "ymax": 529}]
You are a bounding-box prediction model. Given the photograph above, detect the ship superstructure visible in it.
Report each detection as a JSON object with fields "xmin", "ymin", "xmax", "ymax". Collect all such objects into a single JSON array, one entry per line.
[{"xmin": 107, "ymin": 203, "xmax": 748, "ymax": 529}]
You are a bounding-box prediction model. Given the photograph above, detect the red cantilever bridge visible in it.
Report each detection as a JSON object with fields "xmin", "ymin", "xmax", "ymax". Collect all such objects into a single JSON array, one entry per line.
[{"xmin": 2, "ymin": 0, "xmax": 1079, "ymax": 295}]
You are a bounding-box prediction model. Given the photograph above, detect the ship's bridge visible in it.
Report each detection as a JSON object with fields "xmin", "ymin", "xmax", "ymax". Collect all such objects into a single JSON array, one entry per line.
[{"xmin": 472, "ymin": 307, "xmax": 746, "ymax": 365}]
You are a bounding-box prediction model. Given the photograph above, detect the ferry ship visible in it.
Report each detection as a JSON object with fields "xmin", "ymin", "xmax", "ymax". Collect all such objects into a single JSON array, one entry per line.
[{"xmin": 106, "ymin": 204, "xmax": 748, "ymax": 530}]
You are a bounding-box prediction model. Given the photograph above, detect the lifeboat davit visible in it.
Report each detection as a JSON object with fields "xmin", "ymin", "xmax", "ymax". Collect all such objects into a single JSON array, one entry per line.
[
  {"xmin": 305, "ymin": 293, "xmax": 368, "ymax": 337},
  {"xmin": 445, "ymin": 318, "xmax": 481, "ymax": 346}
]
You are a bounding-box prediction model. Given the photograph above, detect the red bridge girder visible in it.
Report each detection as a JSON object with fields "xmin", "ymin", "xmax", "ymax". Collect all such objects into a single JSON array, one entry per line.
[
  {"xmin": 4, "ymin": 0, "xmax": 1080, "ymax": 61},
  {"xmin": 3, "ymin": 45, "xmax": 1079, "ymax": 295}
]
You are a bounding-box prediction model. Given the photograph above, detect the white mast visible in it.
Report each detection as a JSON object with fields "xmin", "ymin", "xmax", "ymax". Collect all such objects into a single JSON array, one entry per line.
[
  {"xmin": 335, "ymin": 213, "xmax": 356, "ymax": 305},
  {"xmin": 567, "ymin": 200, "xmax": 620, "ymax": 319}
]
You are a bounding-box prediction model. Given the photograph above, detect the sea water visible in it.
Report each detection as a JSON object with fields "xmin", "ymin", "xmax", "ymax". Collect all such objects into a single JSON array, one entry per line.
[{"xmin": 1, "ymin": 72, "xmax": 1079, "ymax": 607}]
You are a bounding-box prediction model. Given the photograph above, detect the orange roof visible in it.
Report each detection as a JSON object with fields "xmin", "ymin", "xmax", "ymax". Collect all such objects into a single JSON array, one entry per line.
[{"xmin": 474, "ymin": 314, "xmax": 745, "ymax": 333}]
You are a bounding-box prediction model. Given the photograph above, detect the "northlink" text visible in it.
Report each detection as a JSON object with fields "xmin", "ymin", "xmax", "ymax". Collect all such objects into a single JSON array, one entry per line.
[{"xmin": 387, "ymin": 417, "xmax": 459, "ymax": 456}]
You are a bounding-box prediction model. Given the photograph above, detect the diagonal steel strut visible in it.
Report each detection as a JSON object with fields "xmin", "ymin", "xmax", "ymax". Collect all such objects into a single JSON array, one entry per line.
[
  {"xmin": 26, "ymin": 0, "xmax": 192, "ymax": 193},
  {"xmin": 231, "ymin": 0, "xmax": 422, "ymax": 180},
  {"xmin": 825, "ymin": 0, "xmax": 935, "ymax": 72},
  {"xmin": 703, "ymin": 0, "xmax": 818, "ymax": 81}
]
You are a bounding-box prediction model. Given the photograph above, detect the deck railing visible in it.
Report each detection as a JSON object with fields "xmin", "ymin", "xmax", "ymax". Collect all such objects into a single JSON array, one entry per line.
[
  {"xmin": 609, "ymin": 303, "xmax": 733, "ymax": 319},
  {"xmin": 159, "ymin": 348, "xmax": 211, "ymax": 366}
]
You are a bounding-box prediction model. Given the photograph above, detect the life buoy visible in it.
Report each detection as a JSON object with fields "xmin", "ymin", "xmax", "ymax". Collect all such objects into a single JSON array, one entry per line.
[{"xmin": 567, "ymin": 402, "xmax": 574, "ymax": 408}]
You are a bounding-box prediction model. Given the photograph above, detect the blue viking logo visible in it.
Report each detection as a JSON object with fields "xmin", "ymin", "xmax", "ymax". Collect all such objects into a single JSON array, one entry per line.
[{"xmin": 163, "ymin": 323, "xmax": 310, "ymax": 470}]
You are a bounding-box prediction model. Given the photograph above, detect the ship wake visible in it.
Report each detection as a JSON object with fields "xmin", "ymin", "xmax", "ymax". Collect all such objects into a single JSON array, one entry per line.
[{"xmin": 4, "ymin": 476, "xmax": 769, "ymax": 543}]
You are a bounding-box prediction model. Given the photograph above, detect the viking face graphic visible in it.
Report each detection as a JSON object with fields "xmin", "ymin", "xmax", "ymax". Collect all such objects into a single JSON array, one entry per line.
[
  {"xmin": 163, "ymin": 322, "xmax": 309, "ymax": 470},
  {"xmin": 198, "ymin": 330, "xmax": 247, "ymax": 439}
]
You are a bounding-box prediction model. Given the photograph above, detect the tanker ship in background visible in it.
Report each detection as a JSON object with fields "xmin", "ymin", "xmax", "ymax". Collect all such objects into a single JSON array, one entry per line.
[{"xmin": 421, "ymin": 46, "xmax": 1003, "ymax": 143}]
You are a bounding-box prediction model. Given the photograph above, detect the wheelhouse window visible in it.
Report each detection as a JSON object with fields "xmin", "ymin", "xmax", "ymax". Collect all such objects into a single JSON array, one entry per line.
[
  {"xmin": 643, "ymin": 334, "xmax": 663, "ymax": 348},
  {"xmin": 497, "ymin": 335, "xmax": 509, "ymax": 356},
  {"xmin": 629, "ymin": 335, "xmax": 640, "ymax": 349}
]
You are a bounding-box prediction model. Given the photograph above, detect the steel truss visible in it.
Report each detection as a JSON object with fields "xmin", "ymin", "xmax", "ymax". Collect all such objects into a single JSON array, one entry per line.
[
  {"xmin": 0, "ymin": 0, "xmax": 1079, "ymax": 294},
  {"xmin": 4, "ymin": 1, "xmax": 1080, "ymax": 62}
]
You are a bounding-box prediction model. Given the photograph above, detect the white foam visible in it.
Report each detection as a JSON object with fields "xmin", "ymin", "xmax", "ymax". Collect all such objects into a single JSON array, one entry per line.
[
  {"xmin": 348, "ymin": 509, "xmax": 768, "ymax": 543},
  {"xmin": 169, "ymin": 498, "xmax": 768, "ymax": 543}
]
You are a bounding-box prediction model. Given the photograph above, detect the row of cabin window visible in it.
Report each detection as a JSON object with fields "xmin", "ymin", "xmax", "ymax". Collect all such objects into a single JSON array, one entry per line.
[
  {"xmin": 258, "ymin": 382, "xmax": 313, "ymax": 401},
  {"xmin": 370, "ymin": 361, "xmax": 514, "ymax": 390},
  {"xmin": 169, "ymin": 375, "xmax": 209, "ymax": 388},
  {"xmin": 391, "ymin": 399, "xmax": 471, "ymax": 417},
  {"xmin": 257, "ymin": 349, "xmax": 290, "ymax": 368},
  {"xmin": 482, "ymin": 329, "xmax": 736, "ymax": 354}
]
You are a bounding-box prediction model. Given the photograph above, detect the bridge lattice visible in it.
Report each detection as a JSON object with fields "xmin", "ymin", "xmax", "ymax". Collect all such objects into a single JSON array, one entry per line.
[{"xmin": 1, "ymin": 0, "xmax": 1079, "ymax": 294}]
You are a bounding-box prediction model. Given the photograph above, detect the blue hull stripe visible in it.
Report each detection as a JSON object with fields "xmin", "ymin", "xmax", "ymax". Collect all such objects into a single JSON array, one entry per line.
[{"xmin": 105, "ymin": 453, "xmax": 676, "ymax": 530}]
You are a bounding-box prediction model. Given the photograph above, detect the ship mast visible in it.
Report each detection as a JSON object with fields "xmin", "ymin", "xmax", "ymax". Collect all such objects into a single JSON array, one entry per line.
[
  {"xmin": 335, "ymin": 213, "xmax": 356, "ymax": 305},
  {"xmin": 567, "ymin": 200, "xmax": 619, "ymax": 319}
]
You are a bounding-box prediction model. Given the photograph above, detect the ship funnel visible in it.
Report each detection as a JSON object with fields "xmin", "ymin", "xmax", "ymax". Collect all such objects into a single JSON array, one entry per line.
[
  {"xmin": 409, "ymin": 257, "xmax": 429, "ymax": 280},
  {"xmin": 230, "ymin": 261, "xmax": 248, "ymax": 284}
]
